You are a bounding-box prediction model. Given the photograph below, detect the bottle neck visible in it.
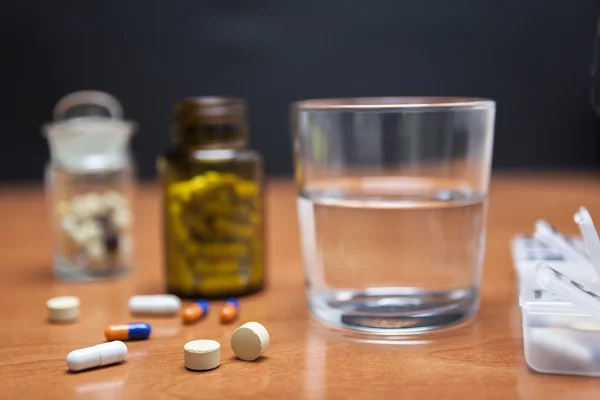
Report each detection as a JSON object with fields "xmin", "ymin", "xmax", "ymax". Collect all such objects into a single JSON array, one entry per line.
[{"xmin": 172, "ymin": 123, "xmax": 248, "ymax": 150}]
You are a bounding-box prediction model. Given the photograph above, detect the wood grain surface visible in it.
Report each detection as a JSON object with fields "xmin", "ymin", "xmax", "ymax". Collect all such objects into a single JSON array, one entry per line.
[{"xmin": 0, "ymin": 173, "xmax": 599, "ymax": 399}]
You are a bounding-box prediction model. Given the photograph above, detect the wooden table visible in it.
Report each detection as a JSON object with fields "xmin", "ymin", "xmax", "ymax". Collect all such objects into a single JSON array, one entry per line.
[{"xmin": 1, "ymin": 173, "xmax": 599, "ymax": 399}]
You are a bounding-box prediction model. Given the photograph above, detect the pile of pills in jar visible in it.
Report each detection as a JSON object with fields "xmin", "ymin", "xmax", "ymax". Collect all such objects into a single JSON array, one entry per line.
[{"xmin": 58, "ymin": 191, "xmax": 132, "ymax": 271}]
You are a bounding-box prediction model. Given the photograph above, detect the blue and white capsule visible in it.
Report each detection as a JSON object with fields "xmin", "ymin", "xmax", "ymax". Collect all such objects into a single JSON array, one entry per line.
[{"xmin": 105, "ymin": 322, "xmax": 152, "ymax": 341}]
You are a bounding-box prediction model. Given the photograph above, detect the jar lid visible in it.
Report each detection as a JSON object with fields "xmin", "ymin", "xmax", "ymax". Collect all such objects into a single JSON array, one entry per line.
[
  {"xmin": 53, "ymin": 91, "xmax": 123, "ymax": 120},
  {"xmin": 172, "ymin": 97, "xmax": 248, "ymax": 146},
  {"xmin": 174, "ymin": 97, "xmax": 246, "ymax": 125},
  {"xmin": 43, "ymin": 91, "xmax": 136, "ymax": 172}
]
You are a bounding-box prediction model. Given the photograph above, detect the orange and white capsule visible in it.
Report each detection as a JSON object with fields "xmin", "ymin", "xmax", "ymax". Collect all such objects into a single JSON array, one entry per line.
[
  {"xmin": 182, "ymin": 300, "xmax": 210, "ymax": 324},
  {"xmin": 104, "ymin": 322, "xmax": 151, "ymax": 341},
  {"xmin": 220, "ymin": 298, "xmax": 239, "ymax": 324}
]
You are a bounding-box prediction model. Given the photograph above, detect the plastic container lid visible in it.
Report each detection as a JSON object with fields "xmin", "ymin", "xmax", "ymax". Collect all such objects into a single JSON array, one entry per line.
[
  {"xmin": 519, "ymin": 286, "xmax": 590, "ymax": 317},
  {"xmin": 536, "ymin": 264, "xmax": 600, "ymax": 318},
  {"xmin": 53, "ymin": 91, "xmax": 123, "ymax": 120},
  {"xmin": 521, "ymin": 208, "xmax": 600, "ymax": 319},
  {"xmin": 43, "ymin": 91, "xmax": 135, "ymax": 172}
]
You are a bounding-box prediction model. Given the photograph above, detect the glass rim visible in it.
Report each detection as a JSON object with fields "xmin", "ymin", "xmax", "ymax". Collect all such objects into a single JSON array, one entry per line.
[{"xmin": 294, "ymin": 96, "xmax": 495, "ymax": 110}]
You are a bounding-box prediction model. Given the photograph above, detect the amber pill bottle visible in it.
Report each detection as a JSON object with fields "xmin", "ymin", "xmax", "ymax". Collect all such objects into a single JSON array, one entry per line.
[{"xmin": 158, "ymin": 97, "xmax": 264, "ymax": 298}]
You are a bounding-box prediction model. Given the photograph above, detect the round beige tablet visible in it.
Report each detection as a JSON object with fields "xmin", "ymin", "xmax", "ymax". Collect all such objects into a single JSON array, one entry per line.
[
  {"xmin": 231, "ymin": 322, "xmax": 270, "ymax": 361},
  {"xmin": 184, "ymin": 340, "xmax": 220, "ymax": 371},
  {"xmin": 47, "ymin": 296, "xmax": 80, "ymax": 323}
]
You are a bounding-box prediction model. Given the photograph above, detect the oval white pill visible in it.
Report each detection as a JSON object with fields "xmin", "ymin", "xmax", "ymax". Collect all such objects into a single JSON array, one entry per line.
[
  {"xmin": 129, "ymin": 294, "xmax": 181, "ymax": 316},
  {"xmin": 66, "ymin": 341, "xmax": 127, "ymax": 372},
  {"xmin": 47, "ymin": 296, "xmax": 80, "ymax": 323},
  {"xmin": 184, "ymin": 340, "xmax": 220, "ymax": 371},
  {"xmin": 231, "ymin": 322, "xmax": 270, "ymax": 361}
]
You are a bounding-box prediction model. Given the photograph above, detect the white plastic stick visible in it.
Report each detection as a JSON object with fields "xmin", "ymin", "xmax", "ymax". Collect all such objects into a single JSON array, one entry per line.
[
  {"xmin": 535, "ymin": 220, "xmax": 595, "ymax": 281},
  {"xmin": 537, "ymin": 264, "xmax": 600, "ymax": 319},
  {"xmin": 574, "ymin": 207, "xmax": 600, "ymax": 277}
]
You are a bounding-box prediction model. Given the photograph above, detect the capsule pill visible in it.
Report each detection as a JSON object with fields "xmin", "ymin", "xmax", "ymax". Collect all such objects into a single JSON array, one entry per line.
[
  {"xmin": 66, "ymin": 341, "xmax": 127, "ymax": 372},
  {"xmin": 182, "ymin": 300, "xmax": 209, "ymax": 324},
  {"xmin": 129, "ymin": 295, "xmax": 181, "ymax": 316},
  {"xmin": 105, "ymin": 322, "xmax": 151, "ymax": 341},
  {"xmin": 220, "ymin": 298, "xmax": 239, "ymax": 324}
]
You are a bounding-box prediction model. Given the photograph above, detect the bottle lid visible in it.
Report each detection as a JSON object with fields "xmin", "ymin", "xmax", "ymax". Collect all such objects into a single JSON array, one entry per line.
[
  {"xmin": 43, "ymin": 91, "xmax": 135, "ymax": 172},
  {"xmin": 172, "ymin": 97, "xmax": 248, "ymax": 146},
  {"xmin": 53, "ymin": 91, "xmax": 123, "ymax": 120}
]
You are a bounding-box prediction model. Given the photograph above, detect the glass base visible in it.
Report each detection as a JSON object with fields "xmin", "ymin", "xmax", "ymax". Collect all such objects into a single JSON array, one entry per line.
[
  {"xmin": 53, "ymin": 255, "xmax": 132, "ymax": 282},
  {"xmin": 307, "ymin": 287, "xmax": 479, "ymax": 334}
]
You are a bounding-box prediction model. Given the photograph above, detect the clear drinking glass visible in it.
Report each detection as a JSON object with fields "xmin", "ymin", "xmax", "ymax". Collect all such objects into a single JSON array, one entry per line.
[{"xmin": 293, "ymin": 97, "xmax": 495, "ymax": 334}]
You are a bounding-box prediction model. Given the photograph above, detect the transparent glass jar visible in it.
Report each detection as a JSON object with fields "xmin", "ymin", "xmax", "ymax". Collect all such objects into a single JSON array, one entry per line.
[{"xmin": 43, "ymin": 91, "xmax": 136, "ymax": 281}]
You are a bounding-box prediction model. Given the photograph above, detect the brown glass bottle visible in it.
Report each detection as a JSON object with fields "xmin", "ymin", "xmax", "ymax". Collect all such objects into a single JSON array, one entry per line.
[{"xmin": 158, "ymin": 97, "xmax": 264, "ymax": 298}]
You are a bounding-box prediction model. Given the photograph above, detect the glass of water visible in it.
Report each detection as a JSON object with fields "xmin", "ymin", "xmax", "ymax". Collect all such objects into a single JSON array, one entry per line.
[{"xmin": 293, "ymin": 97, "xmax": 495, "ymax": 334}]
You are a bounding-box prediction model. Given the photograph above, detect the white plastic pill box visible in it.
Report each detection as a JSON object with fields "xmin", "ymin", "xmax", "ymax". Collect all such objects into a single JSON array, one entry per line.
[
  {"xmin": 513, "ymin": 230, "xmax": 600, "ymax": 377},
  {"xmin": 520, "ymin": 287, "xmax": 600, "ymax": 377}
]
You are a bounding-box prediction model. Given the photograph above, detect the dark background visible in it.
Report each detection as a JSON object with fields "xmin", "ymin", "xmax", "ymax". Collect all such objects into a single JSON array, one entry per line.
[{"xmin": 1, "ymin": 1, "xmax": 599, "ymax": 181}]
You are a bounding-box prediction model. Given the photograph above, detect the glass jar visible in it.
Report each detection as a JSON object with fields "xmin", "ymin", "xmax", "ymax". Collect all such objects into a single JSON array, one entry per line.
[
  {"xmin": 43, "ymin": 91, "xmax": 136, "ymax": 281},
  {"xmin": 158, "ymin": 97, "xmax": 265, "ymax": 298}
]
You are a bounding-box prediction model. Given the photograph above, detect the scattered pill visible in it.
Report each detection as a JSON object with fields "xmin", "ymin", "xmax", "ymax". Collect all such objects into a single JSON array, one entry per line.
[
  {"xmin": 220, "ymin": 298, "xmax": 239, "ymax": 324},
  {"xmin": 184, "ymin": 340, "xmax": 220, "ymax": 371},
  {"xmin": 104, "ymin": 322, "xmax": 152, "ymax": 341},
  {"xmin": 66, "ymin": 341, "xmax": 127, "ymax": 372},
  {"xmin": 47, "ymin": 296, "xmax": 80, "ymax": 323},
  {"xmin": 182, "ymin": 300, "xmax": 209, "ymax": 324},
  {"xmin": 129, "ymin": 295, "xmax": 181, "ymax": 316},
  {"xmin": 231, "ymin": 322, "xmax": 270, "ymax": 361}
]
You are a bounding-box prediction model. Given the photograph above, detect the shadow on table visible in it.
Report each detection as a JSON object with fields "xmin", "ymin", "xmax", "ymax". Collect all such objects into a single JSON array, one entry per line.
[{"xmin": 9, "ymin": 262, "xmax": 55, "ymax": 285}]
